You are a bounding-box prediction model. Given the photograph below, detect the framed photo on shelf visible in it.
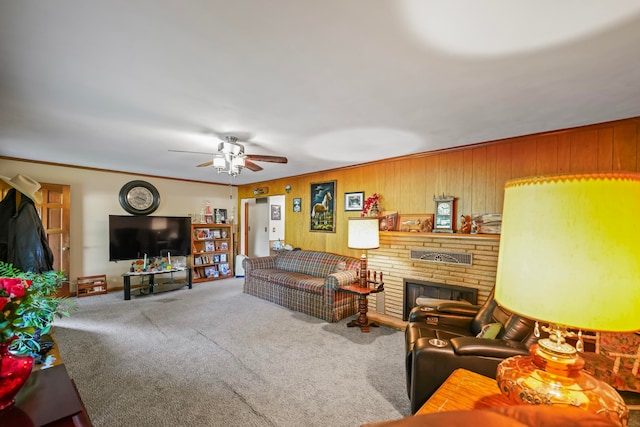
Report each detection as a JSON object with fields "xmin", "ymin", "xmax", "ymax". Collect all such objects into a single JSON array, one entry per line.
[
  {"xmin": 214, "ymin": 208, "xmax": 227, "ymax": 223},
  {"xmin": 220, "ymin": 253, "xmax": 227, "ymax": 262},
  {"xmin": 379, "ymin": 211, "xmax": 398, "ymax": 231},
  {"xmin": 195, "ymin": 229, "xmax": 209, "ymax": 240},
  {"xmin": 219, "ymin": 263, "xmax": 230, "ymax": 275},
  {"xmin": 212, "ymin": 229, "xmax": 222, "ymax": 239},
  {"xmin": 214, "ymin": 255, "xmax": 220, "ymax": 263},
  {"xmin": 205, "ymin": 241, "xmax": 215, "ymax": 252},
  {"xmin": 204, "ymin": 266, "xmax": 216, "ymax": 278},
  {"xmin": 344, "ymin": 191, "xmax": 364, "ymax": 211},
  {"xmin": 220, "ymin": 242, "xmax": 228, "ymax": 250},
  {"xmin": 293, "ymin": 198, "xmax": 302, "ymax": 212},
  {"xmin": 310, "ymin": 180, "xmax": 336, "ymax": 233}
]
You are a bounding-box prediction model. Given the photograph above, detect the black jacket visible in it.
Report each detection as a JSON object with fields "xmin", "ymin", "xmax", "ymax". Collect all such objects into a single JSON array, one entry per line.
[{"xmin": 0, "ymin": 188, "xmax": 54, "ymax": 273}]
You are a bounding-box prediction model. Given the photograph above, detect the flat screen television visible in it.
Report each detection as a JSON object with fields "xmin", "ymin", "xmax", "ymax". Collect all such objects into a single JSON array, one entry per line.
[{"xmin": 109, "ymin": 215, "xmax": 192, "ymax": 261}]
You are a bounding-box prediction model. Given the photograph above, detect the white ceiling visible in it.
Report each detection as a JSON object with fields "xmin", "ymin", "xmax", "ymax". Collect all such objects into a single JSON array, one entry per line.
[{"xmin": 2, "ymin": 1, "xmax": 640, "ymax": 185}]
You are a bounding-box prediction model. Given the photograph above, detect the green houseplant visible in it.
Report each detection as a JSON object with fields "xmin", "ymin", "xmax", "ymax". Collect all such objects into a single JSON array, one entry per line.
[{"xmin": 0, "ymin": 261, "xmax": 73, "ymax": 356}]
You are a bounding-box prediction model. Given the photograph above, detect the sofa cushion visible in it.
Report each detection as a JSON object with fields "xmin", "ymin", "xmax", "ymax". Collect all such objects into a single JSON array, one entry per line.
[
  {"xmin": 274, "ymin": 250, "xmax": 358, "ymax": 277},
  {"xmin": 248, "ymin": 268, "xmax": 280, "ymax": 282},
  {"xmin": 269, "ymin": 271, "xmax": 315, "ymax": 288}
]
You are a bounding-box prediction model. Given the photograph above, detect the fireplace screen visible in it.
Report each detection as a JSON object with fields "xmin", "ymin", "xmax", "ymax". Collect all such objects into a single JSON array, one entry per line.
[{"xmin": 403, "ymin": 279, "xmax": 478, "ymax": 320}]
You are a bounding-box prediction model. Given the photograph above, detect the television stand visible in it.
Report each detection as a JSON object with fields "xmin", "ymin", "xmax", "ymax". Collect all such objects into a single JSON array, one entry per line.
[{"xmin": 122, "ymin": 268, "xmax": 192, "ymax": 300}]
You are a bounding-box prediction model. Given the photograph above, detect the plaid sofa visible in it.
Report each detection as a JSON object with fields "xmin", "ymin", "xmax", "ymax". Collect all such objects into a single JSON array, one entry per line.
[{"xmin": 242, "ymin": 250, "xmax": 360, "ymax": 322}]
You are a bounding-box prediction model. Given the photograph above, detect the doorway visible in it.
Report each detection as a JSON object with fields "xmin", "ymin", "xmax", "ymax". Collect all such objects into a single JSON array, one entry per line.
[
  {"xmin": 0, "ymin": 182, "xmax": 71, "ymax": 296},
  {"xmin": 245, "ymin": 197, "xmax": 270, "ymax": 257}
]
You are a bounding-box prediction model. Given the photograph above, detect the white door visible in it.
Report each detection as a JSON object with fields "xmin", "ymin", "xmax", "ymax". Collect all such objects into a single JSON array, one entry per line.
[{"xmin": 247, "ymin": 198, "xmax": 270, "ymax": 257}]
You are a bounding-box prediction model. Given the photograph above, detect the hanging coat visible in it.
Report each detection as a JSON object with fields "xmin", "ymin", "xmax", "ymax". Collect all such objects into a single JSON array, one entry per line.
[{"xmin": 0, "ymin": 188, "xmax": 54, "ymax": 273}]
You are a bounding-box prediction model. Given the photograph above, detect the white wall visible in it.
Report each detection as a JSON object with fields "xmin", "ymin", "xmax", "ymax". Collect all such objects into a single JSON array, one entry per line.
[{"xmin": 0, "ymin": 158, "xmax": 237, "ymax": 292}]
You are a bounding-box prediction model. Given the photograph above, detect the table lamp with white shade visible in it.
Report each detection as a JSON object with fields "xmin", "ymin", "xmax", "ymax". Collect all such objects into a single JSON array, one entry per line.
[{"xmin": 348, "ymin": 217, "xmax": 380, "ymax": 287}]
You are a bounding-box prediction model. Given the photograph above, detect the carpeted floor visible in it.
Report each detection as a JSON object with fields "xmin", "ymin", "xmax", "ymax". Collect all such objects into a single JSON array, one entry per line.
[{"xmin": 53, "ymin": 278, "xmax": 411, "ymax": 427}]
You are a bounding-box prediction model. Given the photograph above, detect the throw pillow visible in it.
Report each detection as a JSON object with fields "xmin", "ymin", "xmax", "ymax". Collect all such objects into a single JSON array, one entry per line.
[
  {"xmin": 335, "ymin": 261, "xmax": 347, "ymax": 272},
  {"xmin": 477, "ymin": 322, "xmax": 502, "ymax": 339}
]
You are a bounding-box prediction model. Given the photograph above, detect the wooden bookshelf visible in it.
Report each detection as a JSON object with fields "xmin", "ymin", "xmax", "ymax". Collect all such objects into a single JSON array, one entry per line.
[
  {"xmin": 76, "ymin": 274, "xmax": 107, "ymax": 297},
  {"xmin": 191, "ymin": 223, "xmax": 234, "ymax": 283}
]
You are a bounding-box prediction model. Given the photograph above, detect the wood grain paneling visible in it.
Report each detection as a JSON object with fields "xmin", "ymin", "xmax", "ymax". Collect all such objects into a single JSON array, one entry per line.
[
  {"xmin": 238, "ymin": 117, "xmax": 640, "ymax": 260},
  {"xmin": 613, "ymin": 122, "xmax": 637, "ymax": 171}
]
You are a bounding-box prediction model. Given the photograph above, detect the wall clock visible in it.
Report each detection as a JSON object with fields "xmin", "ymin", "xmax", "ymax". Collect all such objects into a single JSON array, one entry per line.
[
  {"xmin": 119, "ymin": 180, "xmax": 160, "ymax": 215},
  {"xmin": 433, "ymin": 195, "xmax": 455, "ymax": 233}
]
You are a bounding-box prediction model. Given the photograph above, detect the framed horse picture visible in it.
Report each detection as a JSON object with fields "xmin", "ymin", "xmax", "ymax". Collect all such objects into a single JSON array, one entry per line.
[{"xmin": 310, "ymin": 180, "xmax": 336, "ymax": 232}]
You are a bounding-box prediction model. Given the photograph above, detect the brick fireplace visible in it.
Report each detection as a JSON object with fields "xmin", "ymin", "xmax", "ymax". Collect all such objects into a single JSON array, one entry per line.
[{"xmin": 365, "ymin": 232, "xmax": 500, "ymax": 319}]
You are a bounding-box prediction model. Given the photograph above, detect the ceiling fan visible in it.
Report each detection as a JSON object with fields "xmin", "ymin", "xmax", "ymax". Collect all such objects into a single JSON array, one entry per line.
[{"xmin": 169, "ymin": 136, "xmax": 288, "ymax": 176}]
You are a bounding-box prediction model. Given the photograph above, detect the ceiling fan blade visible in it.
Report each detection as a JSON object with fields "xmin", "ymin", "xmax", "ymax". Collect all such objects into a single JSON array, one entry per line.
[
  {"xmin": 197, "ymin": 160, "xmax": 213, "ymax": 167},
  {"xmin": 169, "ymin": 149, "xmax": 215, "ymax": 155},
  {"xmin": 245, "ymin": 154, "xmax": 288, "ymax": 164},
  {"xmin": 245, "ymin": 160, "xmax": 263, "ymax": 172}
]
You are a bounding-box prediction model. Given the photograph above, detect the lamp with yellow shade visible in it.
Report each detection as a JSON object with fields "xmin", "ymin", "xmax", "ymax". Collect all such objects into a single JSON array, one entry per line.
[{"xmin": 494, "ymin": 172, "xmax": 640, "ymax": 426}]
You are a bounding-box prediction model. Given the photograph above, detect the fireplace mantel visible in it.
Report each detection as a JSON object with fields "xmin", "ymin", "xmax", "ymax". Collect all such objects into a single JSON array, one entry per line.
[{"xmin": 366, "ymin": 231, "xmax": 500, "ymax": 319}]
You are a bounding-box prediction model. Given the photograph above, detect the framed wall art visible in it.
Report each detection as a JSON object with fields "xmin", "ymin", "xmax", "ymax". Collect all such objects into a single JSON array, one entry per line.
[
  {"xmin": 344, "ymin": 191, "xmax": 364, "ymax": 211},
  {"xmin": 310, "ymin": 180, "xmax": 336, "ymax": 232},
  {"xmin": 293, "ymin": 198, "xmax": 302, "ymax": 212},
  {"xmin": 271, "ymin": 204, "xmax": 282, "ymax": 220}
]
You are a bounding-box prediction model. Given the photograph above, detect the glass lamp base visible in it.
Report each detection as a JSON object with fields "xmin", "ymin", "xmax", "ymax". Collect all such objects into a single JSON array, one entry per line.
[{"xmin": 496, "ymin": 346, "xmax": 628, "ymax": 426}]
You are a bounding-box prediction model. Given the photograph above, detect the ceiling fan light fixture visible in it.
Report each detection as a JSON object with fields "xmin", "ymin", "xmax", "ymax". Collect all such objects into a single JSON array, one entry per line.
[
  {"xmin": 213, "ymin": 156, "xmax": 226, "ymax": 168},
  {"xmin": 231, "ymin": 156, "xmax": 245, "ymax": 168},
  {"xmin": 218, "ymin": 140, "xmax": 244, "ymax": 157}
]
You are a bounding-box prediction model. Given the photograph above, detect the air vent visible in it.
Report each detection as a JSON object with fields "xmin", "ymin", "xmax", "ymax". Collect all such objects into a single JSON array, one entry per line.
[{"xmin": 410, "ymin": 249, "xmax": 472, "ymax": 266}]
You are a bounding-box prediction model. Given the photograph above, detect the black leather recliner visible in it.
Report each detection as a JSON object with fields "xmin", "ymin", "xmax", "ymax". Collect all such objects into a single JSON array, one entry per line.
[{"xmin": 405, "ymin": 289, "xmax": 539, "ymax": 414}]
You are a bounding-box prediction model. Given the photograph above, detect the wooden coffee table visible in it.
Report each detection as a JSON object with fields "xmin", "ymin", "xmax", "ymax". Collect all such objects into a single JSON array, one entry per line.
[{"xmin": 416, "ymin": 368, "xmax": 513, "ymax": 414}]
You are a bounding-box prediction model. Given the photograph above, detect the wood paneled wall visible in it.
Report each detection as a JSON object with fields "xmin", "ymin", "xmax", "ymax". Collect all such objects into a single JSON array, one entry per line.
[{"xmin": 237, "ymin": 117, "xmax": 640, "ymax": 258}]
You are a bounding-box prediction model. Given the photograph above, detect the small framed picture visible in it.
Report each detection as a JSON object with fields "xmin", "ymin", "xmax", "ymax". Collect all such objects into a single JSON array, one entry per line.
[
  {"xmin": 212, "ymin": 229, "xmax": 222, "ymax": 239},
  {"xmin": 214, "ymin": 208, "xmax": 227, "ymax": 223},
  {"xmin": 220, "ymin": 242, "xmax": 228, "ymax": 250},
  {"xmin": 195, "ymin": 229, "xmax": 209, "ymax": 240},
  {"xmin": 293, "ymin": 198, "xmax": 302, "ymax": 212},
  {"xmin": 271, "ymin": 204, "xmax": 281, "ymax": 220},
  {"xmin": 214, "ymin": 255, "xmax": 220, "ymax": 263},
  {"xmin": 344, "ymin": 191, "xmax": 364, "ymax": 211},
  {"xmin": 219, "ymin": 263, "xmax": 230, "ymax": 275},
  {"xmin": 204, "ymin": 266, "xmax": 216, "ymax": 278},
  {"xmin": 205, "ymin": 241, "xmax": 215, "ymax": 252},
  {"xmin": 220, "ymin": 253, "xmax": 227, "ymax": 262}
]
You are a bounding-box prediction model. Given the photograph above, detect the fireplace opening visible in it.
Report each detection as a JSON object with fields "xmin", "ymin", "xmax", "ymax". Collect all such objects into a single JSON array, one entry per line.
[{"xmin": 403, "ymin": 279, "xmax": 478, "ymax": 320}]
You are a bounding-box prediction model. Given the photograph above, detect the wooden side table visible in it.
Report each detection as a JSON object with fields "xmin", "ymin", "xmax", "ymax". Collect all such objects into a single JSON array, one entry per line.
[
  {"xmin": 339, "ymin": 283, "xmax": 383, "ymax": 333},
  {"xmin": 416, "ymin": 368, "xmax": 513, "ymax": 415}
]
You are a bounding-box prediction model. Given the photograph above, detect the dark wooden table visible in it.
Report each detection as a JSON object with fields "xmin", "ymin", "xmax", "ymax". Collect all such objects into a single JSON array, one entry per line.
[
  {"xmin": 339, "ymin": 283, "xmax": 384, "ymax": 332},
  {"xmin": 0, "ymin": 364, "xmax": 92, "ymax": 426}
]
